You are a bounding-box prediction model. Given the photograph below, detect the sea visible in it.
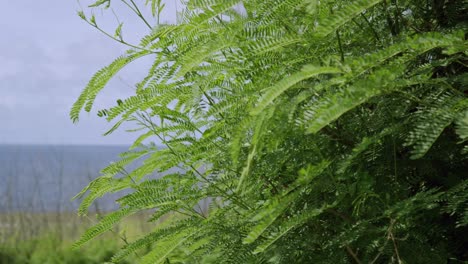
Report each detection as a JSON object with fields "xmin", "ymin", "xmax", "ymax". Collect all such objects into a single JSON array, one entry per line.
[{"xmin": 0, "ymin": 144, "xmax": 135, "ymax": 213}]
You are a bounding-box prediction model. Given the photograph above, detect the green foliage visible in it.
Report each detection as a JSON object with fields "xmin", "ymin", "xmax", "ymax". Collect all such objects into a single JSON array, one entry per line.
[
  {"xmin": 72, "ymin": 0, "xmax": 467, "ymax": 263},
  {"xmin": 0, "ymin": 233, "xmax": 128, "ymax": 264}
]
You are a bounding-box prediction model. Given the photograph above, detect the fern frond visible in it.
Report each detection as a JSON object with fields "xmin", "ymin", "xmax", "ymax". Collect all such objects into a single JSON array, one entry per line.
[
  {"xmin": 77, "ymin": 177, "xmax": 131, "ymax": 215},
  {"xmin": 100, "ymin": 148, "xmax": 151, "ymax": 176},
  {"xmin": 338, "ymin": 127, "xmax": 395, "ymax": 173},
  {"xmin": 251, "ymin": 65, "xmax": 341, "ymax": 115},
  {"xmin": 130, "ymin": 131, "xmax": 155, "ymax": 149},
  {"xmin": 455, "ymin": 109, "xmax": 468, "ymax": 141},
  {"xmin": 140, "ymin": 227, "xmax": 197, "ymax": 264},
  {"xmin": 73, "ymin": 207, "xmax": 135, "ymax": 249},
  {"xmin": 313, "ymin": 0, "xmax": 384, "ymax": 38},
  {"xmin": 111, "ymin": 218, "xmax": 196, "ymax": 262},
  {"xmin": 189, "ymin": 0, "xmax": 242, "ymax": 24},
  {"xmin": 253, "ymin": 203, "xmax": 332, "ymax": 254},
  {"xmin": 243, "ymin": 192, "xmax": 298, "ymax": 245},
  {"xmin": 243, "ymin": 161, "xmax": 330, "ymax": 244},
  {"xmin": 70, "ymin": 51, "xmax": 149, "ymax": 122},
  {"xmin": 405, "ymin": 92, "xmax": 464, "ymax": 159},
  {"xmin": 304, "ymin": 65, "xmax": 404, "ymax": 134}
]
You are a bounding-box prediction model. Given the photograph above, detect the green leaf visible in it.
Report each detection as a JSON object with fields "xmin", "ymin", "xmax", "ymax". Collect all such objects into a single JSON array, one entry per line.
[
  {"xmin": 253, "ymin": 205, "xmax": 331, "ymax": 254},
  {"xmin": 77, "ymin": 11, "xmax": 86, "ymax": 20},
  {"xmin": 90, "ymin": 14, "xmax": 97, "ymax": 26},
  {"xmin": 313, "ymin": 0, "xmax": 384, "ymax": 37},
  {"xmin": 456, "ymin": 109, "xmax": 468, "ymax": 141},
  {"xmin": 70, "ymin": 51, "xmax": 149, "ymax": 122},
  {"xmin": 251, "ymin": 65, "xmax": 341, "ymax": 115},
  {"xmin": 114, "ymin": 23, "xmax": 123, "ymax": 39},
  {"xmin": 140, "ymin": 228, "xmax": 196, "ymax": 264},
  {"xmin": 88, "ymin": 0, "xmax": 111, "ymax": 8},
  {"xmin": 73, "ymin": 207, "xmax": 135, "ymax": 249}
]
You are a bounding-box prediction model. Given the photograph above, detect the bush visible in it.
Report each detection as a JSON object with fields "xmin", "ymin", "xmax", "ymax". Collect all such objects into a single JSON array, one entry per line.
[{"xmin": 71, "ymin": 0, "xmax": 467, "ymax": 263}]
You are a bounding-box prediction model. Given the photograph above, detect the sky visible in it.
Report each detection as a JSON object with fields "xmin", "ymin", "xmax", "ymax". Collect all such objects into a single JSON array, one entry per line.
[{"xmin": 0, "ymin": 0, "xmax": 179, "ymax": 145}]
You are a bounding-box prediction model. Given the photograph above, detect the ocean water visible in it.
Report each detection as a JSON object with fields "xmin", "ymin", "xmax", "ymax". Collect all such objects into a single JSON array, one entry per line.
[{"xmin": 0, "ymin": 144, "xmax": 132, "ymax": 212}]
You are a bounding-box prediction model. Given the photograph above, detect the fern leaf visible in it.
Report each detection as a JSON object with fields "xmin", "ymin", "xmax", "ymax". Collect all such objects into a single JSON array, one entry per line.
[
  {"xmin": 100, "ymin": 148, "xmax": 150, "ymax": 176},
  {"xmin": 313, "ymin": 0, "xmax": 384, "ymax": 38},
  {"xmin": 111, "ymin": 219, "xmax": 195, "ymax": 262},
  {"xmin": 73, "ymin": 207, "xmax": 135, "ymax": 249},
  {"xmin": 405, "ymin": 92, "xmax": 464, "ymax": 159},
  {"xmin": 190, "ymin": 0, "xmax": 241, "ymax": 24},
  {"xmin": 253, "ymin": 205, "xmax": 331, "ymax": 254},
  {"xmin": 305, "ymin": 65, "xmax": 403, "ymax": 134},
  {"xmin": 251, "ymin": 65, "xmax": 341, "ymax": 115},
  {"xmin": 338, "ymin": 127, "xmax": 395, "ymax": 173},
  {"xmin": 140, "ymin": 228, "xmax": 196, "ymax": 264},
  {"xmin": 236, "ymin": 109, "xmax": 274, "ymax": 193},
  {"xmin": 456, "ymin": 109, "xmax": 468, "ymax": 141},
  {"xmin": 248, "ymin": 36, "xmax": 302, "ymax": 56},
  {"xmin": 243, "ymin": 192, "xmax": 299, "ymax": 244},
  {"xmin": 130, "ymin": 131, "xmax": 155, "ymax": 149},
  {"xmin": 88, "ymin": 0, "xmax": 110, "ymax": 8},
  {"xmin": 76, "ymin": 177, "xmax": 131, "ymax": 215},
  {"xmin": 70, "ymin": 51, "xmax": 148, "ymax": 122},
  {"xmin": 243, "ymin": 161, "xmax": 330, "ymax": 244}
]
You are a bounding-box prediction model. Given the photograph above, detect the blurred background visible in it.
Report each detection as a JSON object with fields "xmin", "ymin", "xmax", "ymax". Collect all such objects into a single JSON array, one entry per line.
[{"xmin": 0, "ymin": 1, "xmax": 179, "ymax": 262}]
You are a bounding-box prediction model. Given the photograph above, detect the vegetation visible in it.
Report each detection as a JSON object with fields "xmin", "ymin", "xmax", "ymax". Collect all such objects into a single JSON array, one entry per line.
[
  {"xmin": 0, "ymin": 233, "xmax": 124, "ymax": 264},
  {"xmin": 71, "ymin": 0, "xmax": 467, "ymax": 263},
  {"xmin": 0, "ymin": 212, "xmax": 149, "ymax": 264}
]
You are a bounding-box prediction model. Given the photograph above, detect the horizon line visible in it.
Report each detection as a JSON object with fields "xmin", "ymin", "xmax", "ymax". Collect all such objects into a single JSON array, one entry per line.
[{"xmin": 0, "ymin": 143, "xmax": 132, "ymax": 147}]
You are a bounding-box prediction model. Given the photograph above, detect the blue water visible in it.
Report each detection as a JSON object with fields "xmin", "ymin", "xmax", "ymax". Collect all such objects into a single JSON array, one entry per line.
[{"xmin": 0, "ymin": 145, "xmax": 133, "ymax": 212}]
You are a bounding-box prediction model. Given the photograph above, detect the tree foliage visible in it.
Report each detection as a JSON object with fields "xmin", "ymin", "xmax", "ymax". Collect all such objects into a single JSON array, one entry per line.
[{"xmin": 71, "ymin": 0, "xmax": 467, "ymax": 263}]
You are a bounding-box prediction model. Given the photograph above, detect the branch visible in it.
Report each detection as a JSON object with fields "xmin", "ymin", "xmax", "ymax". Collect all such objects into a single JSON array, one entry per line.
[
  {"xmin": 345, "ymin": 245, "xmax": 363, "ymax": 264},
  {"xmin": 370, "ymin": 219, "xmax": 403, "ymax": 264},
  {"xmin": 83, "ymin": 19, "xmax": 153, "ymax": 53},
  {"xmin": 336, "ymin": 29, "xmax": 345, "ymax": 63},
  {"xmin": 389, "ymin": 228, "xmax": 403, "ymax": 263},
  {"xmin": 121, "ymin": 0, "xmax": 152, "ymax": 29},
  {"xmin": 360, "ymin": 13, "xmax": 382, "ymax": 45}
]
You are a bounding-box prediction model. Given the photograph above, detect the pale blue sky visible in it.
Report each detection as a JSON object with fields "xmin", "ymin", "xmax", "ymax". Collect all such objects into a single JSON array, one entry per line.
[{"xmin": 0, "ymin": 1, "xmax": 178, "ymax": 145}]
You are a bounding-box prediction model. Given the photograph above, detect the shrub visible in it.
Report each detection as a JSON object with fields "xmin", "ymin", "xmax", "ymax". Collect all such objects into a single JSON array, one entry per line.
[{"xmin": 71, "ymin": 0, "xmax": 467, "ymax": 263}]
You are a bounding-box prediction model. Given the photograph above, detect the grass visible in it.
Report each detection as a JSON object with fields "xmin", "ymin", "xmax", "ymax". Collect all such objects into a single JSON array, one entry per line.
[
  {"xmin": 0, "ymin": 211, "xmax": 155, "ymax": 264},
  {"xmin": 0, "ymin": 234, "xmax": 127, "ymax": 264}
]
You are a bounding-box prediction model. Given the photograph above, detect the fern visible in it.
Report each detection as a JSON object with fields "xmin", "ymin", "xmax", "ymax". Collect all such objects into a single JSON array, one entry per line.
[
  {"xmin": 456, "ymin": 109, "xmax": 468, "ymax": 141},
  {"xmin": 139, "ymin": 227, "xmax": 196, "ymax": 264},
  {"xmin": 313, "ymin": 0, "xmax": 384, "ymax": 38},
  {"xmin": 73, "ymin": 207, "xmax": 135, "ymax": 248},
  {"xmin": 251, "ymin": 65, "xmax": 341, "ymax": 115},
  {"xmin": 405, "ymin": 91, "xmax": 465, "ymax": 159},
  {"xmin": 253, "ymin": 203, "xmax": 332, "ymax": 254},
  {"xmin": 70, "ymin": 50, "xmax": 149, "ymax": 122}
]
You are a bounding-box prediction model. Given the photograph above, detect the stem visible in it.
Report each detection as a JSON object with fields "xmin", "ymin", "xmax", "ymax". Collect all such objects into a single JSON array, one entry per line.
[
  {"xmin": 383, "ymin": 0, "xmax": 398, "ymax": 36},
  {"xmin": 345, "ymin": 245, "xmax": 363, "ymax": 264},
  {"xmin": 84, "ymin": 20, "xmax": 153, "ymax": 53},
  {"xmin": 330, "ymin": 6, "xmax": 344, "ymax": 63},
  {"xmin": 390, "ymin": 229, "xmax": 402, "ymax": 263},
  {"xmin": 119, "ymin": 166, "xmax": 137, "ymax": 184},
  {"xmin": 393, "ymin": 135, "xmax": 397, "ymax": 180},
  {"xmin": 360, "ymin": 13, "xmax": 382, "ymax": 45},
  {"xmin": 121, "ymin": 0, "xmax": 152, "ymax": 29},
  {"xmin": 370, "ymin": 219, "xmax": 396, "ymax": 264},
  {"xmin": 336, "ymin": 29, "xmax": 345, "ymax": 63},
  {"xmin": 391, "ymin": 0, "xmax": 401, "ymax": 35}
]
